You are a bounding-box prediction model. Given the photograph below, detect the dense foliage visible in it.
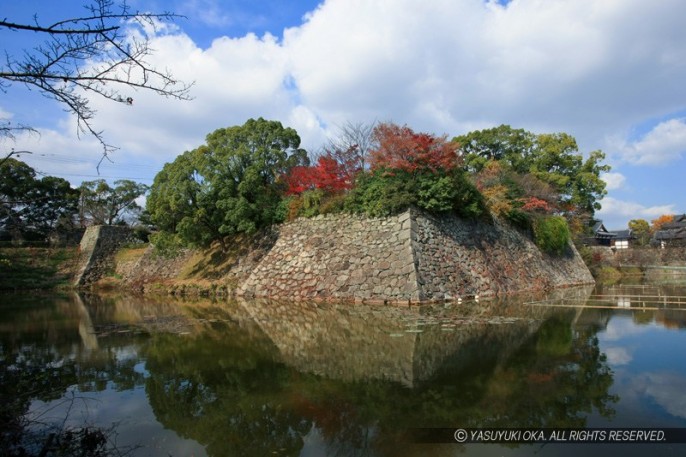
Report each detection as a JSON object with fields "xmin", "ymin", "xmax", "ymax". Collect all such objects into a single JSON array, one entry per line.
[
  {"xmin": 532, "ymin": 215, "xmax": 571, "ymax": 255},
  {"xmin": 628, "ymin": 219, "xmax": 651, "ymax": 246},
  {"xmin": 146, "ymin": 118, "xmax": 308, "ymax": 250},
  {"xmin": 0, "ymin": 158, "xmax": 78, "ymax": 243},
  {"xmin": 1, "ymin": 158, "xmax": 151, "ymax": 246},
  {"xmin": 78, "ymin": 179, "xmax": 148, "ymax": 226},
  {"xmin": 454, "ymin": 125, "xmax": 610, "ymax": 229},
  {"xmin": 148, "ymin": 119, "xmax": 609, "ymax": 254},
  {"xmin": 344, "ymin": 123, "xmax": 485, "ymax": 217}
]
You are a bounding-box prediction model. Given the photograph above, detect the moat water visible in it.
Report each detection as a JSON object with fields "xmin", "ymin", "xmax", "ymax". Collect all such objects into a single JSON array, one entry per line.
[{"xmin": 1, "ymin": 280, "xmax": 686, "ymax": 456}]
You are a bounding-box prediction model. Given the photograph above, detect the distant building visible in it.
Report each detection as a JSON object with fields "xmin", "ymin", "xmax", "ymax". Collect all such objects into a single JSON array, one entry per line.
[
  {"xmin": 591, "ymin": 221, "xmax": 614, "ymax": 246},
  {"xmin": 589, "ymin": 221, "xmax": 632, "ymax": 249},
  {"xmin": 653, "ymin": 214, "xmax": 686, "ymax": 248}
]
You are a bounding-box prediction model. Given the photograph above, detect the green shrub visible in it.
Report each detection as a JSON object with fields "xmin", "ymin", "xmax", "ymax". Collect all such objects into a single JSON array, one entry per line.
[
  {"xmin": 506, "ymin": 209, "xmax": 532, "ymax": 231},
  {"xmin": 533, "ymin": 215, "xmax": 570, "ymax": 255},
  {"xmin": 300, "ymin": 189, "xmax": 325, "ymax": 217},
  {"xmin": 344, "ymin": 171, "xmax": 414, "ymax": 217},
  {"xmin": 345, "ymin": 169, "xmax": 485, "ymax": 218},
  {"xmin": 149, "ymin": 231, "xmax": 184, "ymax": 258}
]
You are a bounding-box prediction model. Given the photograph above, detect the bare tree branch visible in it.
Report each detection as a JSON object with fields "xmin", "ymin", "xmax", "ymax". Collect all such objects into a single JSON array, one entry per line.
[
  {"xmin": 0, "ymin": 0, "xmax": 194, "ymax": 160},
  {"xmin": 323, "ymin": 120, "xmax": 377, "ymax": 171}
]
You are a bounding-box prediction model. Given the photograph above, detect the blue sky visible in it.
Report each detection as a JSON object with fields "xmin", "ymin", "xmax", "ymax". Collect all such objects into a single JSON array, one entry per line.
[{"xmin": 2, "ymin": 0, "xmax": 685, "ymax": 229}]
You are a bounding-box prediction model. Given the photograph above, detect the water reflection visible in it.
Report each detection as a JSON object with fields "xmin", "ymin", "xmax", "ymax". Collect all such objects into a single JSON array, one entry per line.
[{"xmin": 1, "ymin": 284, "xmax": 685, "ymax": 456}]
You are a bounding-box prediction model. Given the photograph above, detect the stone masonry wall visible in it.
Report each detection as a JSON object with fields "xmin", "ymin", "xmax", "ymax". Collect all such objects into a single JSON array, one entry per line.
[
  {"xmin": 589, "ymin": 246, "xmax": 686, "ymax": 268},
  {"xmin": 413, "ymin": 211, "xmax": 595, "ymax": 300},
  {"xmin": 74, "ymin": 225, "xmax": 140, "ymax": 286},
  {"xmin": 239, "ymin": 211, "xmax": 419, "ymax": 302},
  {"xmin": 238, "ymin": 209, "xmax": 594, "ymax": 303}
]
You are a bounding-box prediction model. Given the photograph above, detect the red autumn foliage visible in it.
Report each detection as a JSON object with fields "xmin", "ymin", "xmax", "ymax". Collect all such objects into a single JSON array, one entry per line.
[
  {"xmin": 368, "ymin": 123, "xmax": 461, "ymax": 174},
  {"xmin": 326, "ymin": 144, "xmax": 364, "ymax": 181},
  {"xmin": 519, "ymin": 196, "xmax": 554, "ymax": 214},
  {"xmin": 284, "ymin": 154, "xmax": 352, "ymax": 195}
]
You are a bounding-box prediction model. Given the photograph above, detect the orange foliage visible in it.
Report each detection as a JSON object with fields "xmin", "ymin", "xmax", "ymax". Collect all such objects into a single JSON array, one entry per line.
[
  {"xmin": 368, "ymin": 122, "xmax": 461, "ymax": 173},
  {"xmin": 651, "ymin": 214, "xmax": 674, "ymax": 231}
]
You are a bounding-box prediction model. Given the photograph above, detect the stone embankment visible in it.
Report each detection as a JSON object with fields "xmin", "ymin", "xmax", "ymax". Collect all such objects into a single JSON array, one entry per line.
[
  {"xmin": 239, "ymin": 211, "xmax": 419, "ymax": 302},
  {"xmin": 237, "ymin": 208, "xmax": 594, "ymax": 303},
  {"xmin": 78, "ymin": 209, "xmax": 595, "ymax": 302},
  {"xmin": 73, "ymin": 226, "xmax": 141, "ymax": 286},
  {"xmin": 590, "ymin": 246, "xmax": 686, "ymax": 268},
  {"xmin": 412, "ymin": 212, "xmax": 593, "ymax": 301}
]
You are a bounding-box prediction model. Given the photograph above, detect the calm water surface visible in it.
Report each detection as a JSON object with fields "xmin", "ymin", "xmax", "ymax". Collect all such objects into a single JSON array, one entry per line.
[{"xmin": 1, "ymin": 281, "xmax": 686, "ymax": 456}]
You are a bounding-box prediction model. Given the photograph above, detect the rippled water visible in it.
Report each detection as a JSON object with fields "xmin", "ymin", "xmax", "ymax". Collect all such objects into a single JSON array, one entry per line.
[{"xmin": 1, "ymin": 281, "xmax": 685, "ymax": 456}]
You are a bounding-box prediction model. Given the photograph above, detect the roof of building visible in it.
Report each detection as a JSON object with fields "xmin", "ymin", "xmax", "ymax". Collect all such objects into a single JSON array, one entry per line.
[
  {"xmin": 653, "ymin": 214, "xmax": 686, "ymax": 241},
  {"xmin": 592, "ymin": 220, "xmax": 633, "ymax": 240},
  {"xmin": 654, "ymin": 226, "xmax": 686, "ymax": 240},
  {"xmin": 612, "ymin": 229, "xmax": 632, "ymax": 240}
]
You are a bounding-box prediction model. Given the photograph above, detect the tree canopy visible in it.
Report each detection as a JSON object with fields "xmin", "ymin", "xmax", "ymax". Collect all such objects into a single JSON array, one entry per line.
[
  {"xmin": 453, "ymin": 125, "xmax": 610, "ymax": 222},
  {"xmin": 78, "ymin": 179, "xmax": 148, "ymax": 226},
  {"xmin": 628, "ymin": 219, "xmax": 651, "ymax": 246},
  {"xmin": 146, "ymin": 118, "xmax": 308, "ymax": 250},
  {"xmin": 0, "ymin": 158, "xmax": 79, "ymax": 242},
  {"xmin": 345, "ymin": 122, "xmax": 484, "ymax": 218},
  {"xmin": 148, "ymin": 119, "xmax": 609, "ymax": 253}
]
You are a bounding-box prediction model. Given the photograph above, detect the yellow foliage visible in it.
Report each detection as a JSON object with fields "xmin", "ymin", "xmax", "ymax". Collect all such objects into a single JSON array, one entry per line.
[{"xmin": 482, "ymin": 184, "xmax": 512, "ymax": 217}]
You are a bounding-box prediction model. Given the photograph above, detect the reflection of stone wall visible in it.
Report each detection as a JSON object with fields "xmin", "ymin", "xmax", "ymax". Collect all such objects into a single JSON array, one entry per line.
[
  {"xmin": 239, "ymin": 209, "xmax": 594, "ymax": 303},
  {"xmin": 236, "ymin": 291, "xmax": 588, "ymax": 387},
  {"xmin": 238, "ymin": 298, "xmax": 419, "ymax": 385}
]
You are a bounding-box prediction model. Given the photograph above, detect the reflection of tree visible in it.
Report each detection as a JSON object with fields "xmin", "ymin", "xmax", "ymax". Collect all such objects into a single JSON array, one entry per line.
[
  {"xmin": 474, "ymin": 315, "xmax": 618, "ymax": 429},
  {"xmin": 0, "ymin": 291, "xmax": 620, "ymax": 456},
  {"xmin": 141, "ymin": 309, "xmax": 618, "ymax": 456},
  {"xmin": 0, "ymin": 334, "xmax": 147, "ymax": 455},
  {"xmin": 1, "ymin": 344, "xmax": 79, "ymax": 453},
  {"xmin": 143, "ymin": 331, "xmax": 312, "ymax": 456}
]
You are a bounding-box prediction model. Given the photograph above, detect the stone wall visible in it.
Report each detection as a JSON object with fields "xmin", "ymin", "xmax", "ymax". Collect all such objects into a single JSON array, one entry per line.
[
  {"xmin": 239, "ymin": 211, "xmax": 419, "ymax": 302},
  {"xmin": 413, "ymin": 212, "xmax": 595, "ymax": 300},
  {"xmin": 589, "ymin": 246, "xmax": 686, "ymax": 268},
  {"xmin": 74, "ymin": 225, "xmax": 141, "ymax": 286},
  {"xmin": 238, "ymin": 209, "xmax": 594, "ymax": 303}
]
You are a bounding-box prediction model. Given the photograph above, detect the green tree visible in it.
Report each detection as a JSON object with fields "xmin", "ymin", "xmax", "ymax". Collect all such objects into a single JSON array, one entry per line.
[
  {"xmin": 147, "ymin": 118, "xmax": 308, "ymax": 250},
  {"xmin": 455, "ymin": 124, "xmax": 536, "ymax": 173},
  {"xmin": 26, "ymin": 175, "xmax": 79, "ymax": 235},
  {"xmin": 453, "ymin": 125, "xmax": 610, "ymax": 223},
  {"xmin": 345, "ymin": 123, "xmax": 484, "ymax": 218},
  {"xmin": 0, "ymin": 158, "xmax": 78, "ymax": 242},
  {"xmin": 628, "ymin": 219, "xmax": 651, "ymax": 246},
  {"xmin": 78, "ymin": 179, "xmax": 148, "ymax": 226},
  {"xmin": 0, "ymin": 158, "xmax": 36, "ymax": 240},
  {"xmin": 533, "ymin": 215, "xmax": 571, "ymax": 256},
  {"xmin": 146, "ymin": 150, "xmax": 206, "ymax": 245}
]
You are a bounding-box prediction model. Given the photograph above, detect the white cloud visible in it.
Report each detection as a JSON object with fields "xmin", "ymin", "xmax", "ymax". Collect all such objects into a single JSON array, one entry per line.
[
  {"xmin": 7, "ymin": 0, "xmax": 686, "ymax": 193},
  {"xmin": 601, "ymin": 315, "xmax": 651, "ymax": 341},
  {"xmin": 176, "ymin": 0, "xmax": 236, "ymax": 28},
  {"xmin": 628, "ymin": 372, "xmax": 686, "ymax": 419},
  {"xmin": 0, "ymin": 106, "xmax": 13, "ymax": 120},
  {"xmin": 596, "ymin": 197, "xmax": 675, "ymax": 225},
  {"xmin": 601, "ymin": 172, "xmax": 626, "ymax": 191},
  {"xmin": 604, "ymin": 346, "xmax": 632, "ymax": 366},
  {"xmin": 610, "ymin": 118, "xmax": 686, "ymax": 165},
  {"xmin": 644, "ymin": 372, "xmax": 686, "ymax": 419}
]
